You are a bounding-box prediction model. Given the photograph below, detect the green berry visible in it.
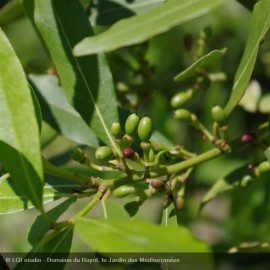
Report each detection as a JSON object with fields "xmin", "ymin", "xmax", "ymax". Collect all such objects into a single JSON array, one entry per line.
[
  {"xmin": 240, "ymin": 175, "xmax": 253, "ymax": 188},
  {"xmin": 111, "ymin": 122, "xmax": 122, "ymax": 138},
  {"xmin": 211, "ymin": 105, "xmax": 226, "ymax": 123},
  {"xmin": 258, "ymin": 161, "xmax": 270, "ymax": 174},
  {"xmin": 113, "ymin": 186, "xmax": 135, "ymax": 198},
  {"xmin": 95, "ymin": 146, "xmax": 114, "ymax": 161},
  {"xmin": 70, "ymin": 147, "xmax": 85, "ymax": 162},
  {"xmin": 156, "ymin": 150, "xmax": 172, "ymax": 164},
  {"xmin": 138, "ymin": 116, "xmax": 152, "ymax": 142},
  {"xmin": 174, "ymin": 109, "xmax": 191, "ymax": 121},
  {"xmin": 170, "ymin": 89, "xmax": 193, "ymax": 109},
  {"xmin": 125, "ymin": 113, "xmax": 140, "ymax": 136},
  {"xmin": 175, "ymin": 196, "xmax": 184, "ymax": 210}
]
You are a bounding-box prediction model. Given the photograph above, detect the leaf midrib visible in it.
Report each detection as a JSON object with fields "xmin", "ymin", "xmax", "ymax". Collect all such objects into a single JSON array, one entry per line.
[{"xmin": 51, "ymin": 7, "xmax": 119, "ymax": 151}]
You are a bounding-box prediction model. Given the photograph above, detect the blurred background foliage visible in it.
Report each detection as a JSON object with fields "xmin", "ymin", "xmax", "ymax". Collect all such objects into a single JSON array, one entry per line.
[{"xmin": 1, "ymin": 0, "xmax": 270, "ymax": 269}]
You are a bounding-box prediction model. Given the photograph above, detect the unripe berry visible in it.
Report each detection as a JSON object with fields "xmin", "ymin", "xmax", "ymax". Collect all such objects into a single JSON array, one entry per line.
[
  {"xmin": 95, "ymin": 146, "xmax": 114, "ymax": 161},
  {"xmin": 170, "ymin": 89, "xmax": 193, "ymax": 109},
  {"xmin": 138, "ymin": 116, "xmax": 152, "ymax": 142},
  {"xmin": 122, "ymin": 147, "xmax": 135, "ymax": 159},
  {"xmin": 125, "ymin": 113, "xmax": 140, "ymax": 136},
  {"xmin": 70, "ymin": 147, "xmax": 85, "ymax": 162},
  {"xmin": 175, "ymin": 196, "xmax": 184, "ymax": 210},
  {"xmin": 258, "ymin": 161, "xmax": 270, "ymax": 174},
  {"xmin": 111, "ymin": 122, "xmax": 122, "ymax": 138},
  {"xmin": 240, "ymin": 175, "xmax": 253, "ymax": 188},
  {"xmin": 156, "ymin": 150, "xmax": 172, "ymax": 164},
  {"xmin": 113, "ymin": 186, "xmax": 135, "ymax": 198},
  {"xmin": 211, "ymin": 105, "xmax": 226, "ymax": 123},
  {"xmin": 173, "ymin": 109, "xmax": 191, "ymax": 121}
]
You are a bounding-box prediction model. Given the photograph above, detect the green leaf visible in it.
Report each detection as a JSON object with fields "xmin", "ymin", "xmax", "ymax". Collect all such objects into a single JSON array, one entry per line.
[
  {"xmin": 0, "ymin": 29, "xmax": 43, "ymax": 210},
  {"xmin": 201, "ymin": 164, "xmax": 251, "ymax": 207},
  {"xmin": 28, "ymin": 197, "xmax": 76, "ymax": 246},
  {"xmin": 101, "ymin": 199, "xmax": 130, "ymax": 220},
  {"xmin": 0, "ymin": 0, "xmax": 24, "ymax": 26},
  {"xmin": 0, "ymin": 177, "xmax": 55, "ymax": 214},
  {"xmin": 160, "ymin": 201, "xmax": 179, "ymax": 226},
  {"xmin": 151, "ymin": 131, "xmax": 175, "ymax": 150},
  {"xmin": 224, "ymin": 0, "xmax": 270, "ymax": 117},
  {"xmin": 75, "ymin": 218, "xmax": 211, "ymax": 253},
  {"xmin": 23, "ymin": 0, "xmax": 119, "ymax": 149},
  {"xmin": 14, "ymin": 226, "xmax": 73, "ymax": 270},
  {"xmin": 30, "ymin": 86, "xmax": 42, "ymax": 132},
  {"xmin": 29, "ymin": 74, "xmax": 99, "ymax": 147},
  {"xmin": 73, "ymin": 0, "xmax": 228, "ymax": 56},
  {"xmin": 92, "ymin": 0, "xmax": 165, "ymax": 26},
  {"xmin": 174, "ymin": 48, "xmax": 227, "ymax": 82}
]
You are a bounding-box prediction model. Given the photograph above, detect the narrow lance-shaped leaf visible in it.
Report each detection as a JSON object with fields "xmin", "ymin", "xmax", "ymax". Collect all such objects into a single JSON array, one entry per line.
[
  {"xmin": 74, "ymin": 0, "xmax": 229, "ymax": 56},
  {"xmin": 92, "ymin": 0, "xmax": 165, "ymax": 26},
  {"xmin": 29, "ymin": 74, "xmax": 99, "ymax": 147},
  {"xmin": 14, "ymin": 226, "xmax": 74, "ymax": 270},
  {"xmin": 201, "ymin": 164, "xmax": 252, "ymax": 207},
  {"xmin": 0, "ymin": 177, "xmax": 57, "ymax": 215},
  {"xmin": 23, "ymin": 0, "xmax": 119, "ymax": 149},
  {"xmin": 75, "ymin": 218, "xmax": 211, "ymax": 253},
  {"xmin": 174, "ymin": 48, "xmax": 227, "ymax": 82},
  {"xmin": 101, "ymin": 199, "xmax": 130, "ymax": 220},
  {"xmin": 224, "ymin": 0, "xmax": 270, "ymax": 117},
  {"xmin": 0, "ymin": 29, "xmax": 43, "ymax": 210},
  {"xmin": 28, "ymin": 197, "xmax": 76, "ymax": 246},
  {"xmin": 160, "ymin": 201, "xmax": 179, "ymax": 226}
]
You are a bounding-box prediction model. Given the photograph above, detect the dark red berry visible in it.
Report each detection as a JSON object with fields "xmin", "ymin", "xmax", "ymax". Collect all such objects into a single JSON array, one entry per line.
[
  {"xmin": 241, "ymin": 133, "xmax": 255, "ymax": 143},
  {"xmin": 122, "ymin": 147, "xmax": 135, "ymax": 159}
]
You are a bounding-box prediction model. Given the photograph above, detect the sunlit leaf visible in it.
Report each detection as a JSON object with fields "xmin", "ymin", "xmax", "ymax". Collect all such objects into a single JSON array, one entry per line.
[
  {"xmin": 224, "ymin": 0, "xmax": 270, "ymax": 117},
  {"xmin": 160, "ymin": 201, "xmax": 179, "ymax": 226},
  {"xmin": 28, "ymin": 197, "xmax": 76, "ymax": 246},
  {"xmin": 174, "ymin": 48, "xmax": 227, "ymax": 82},
  {"xmin": 74, "ymin": 0, "xmax": 228, "ymax": 56},
  {"xmin": 101, "ymin": 199, "xmax": 130, "ymax": 220},
  {"xmin": 0, "ymin": 29, "xmax": 43, "ymax": 210},
  {"xmin": 92, "ymin": 0, "xmax": 165, "ymax": 26},
  {"xmin": 75, "ymin": 218, "xmax": 211, "ymax": 253},
  {"xmin": 201, "ymin": 165, "xmax": 251, "ymax": 207},
  {"xmin": 23, "ymin": 0, "xmax": 119, "ymax": 149},
  {"xmin": 14, "ymin": 226, "xmax": 73, "ymax": 270}
]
